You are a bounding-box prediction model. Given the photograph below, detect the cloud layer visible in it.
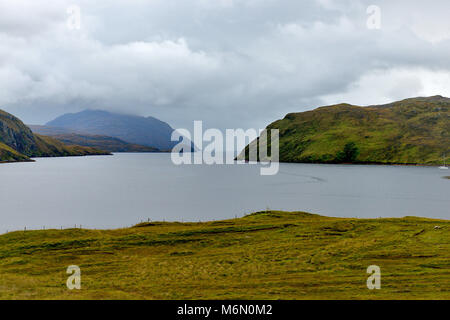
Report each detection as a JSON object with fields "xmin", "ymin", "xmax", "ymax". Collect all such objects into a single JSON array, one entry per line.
[{"xmin": 1, "ymin": 0, "xmax": 450, "ymax": 129}]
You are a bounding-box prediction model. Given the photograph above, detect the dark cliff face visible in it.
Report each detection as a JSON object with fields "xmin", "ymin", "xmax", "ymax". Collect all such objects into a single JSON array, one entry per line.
[{"xmin": 0, "ymin": 110, "xmax": 38, "ymax": 156}]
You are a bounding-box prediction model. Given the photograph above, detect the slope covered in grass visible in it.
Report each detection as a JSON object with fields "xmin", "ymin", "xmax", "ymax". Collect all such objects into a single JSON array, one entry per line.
[
  {"xmin": 0, "ymin": 142, "xmax": 31, "ymax": 163},
  {"xmin": 33, "ymin": 134, "xmax": 111, "ymax": 157},
  {"xmin": 46, "ymin": 133, "xmax": 159, "ymax": 153},
  {"xmin": 244, "ymin": 96, "xmax": 449, "ymax": 165},
  {"xmin": 0, "ymin": 211, "xmax": 448, "ymax": 299},
  {"xmin": 28, "ymin": 126, "xmax": 160, "ymax": 152}
]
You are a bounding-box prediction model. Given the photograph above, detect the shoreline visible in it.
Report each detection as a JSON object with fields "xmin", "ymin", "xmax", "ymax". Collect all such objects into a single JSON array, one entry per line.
[
  {"xmin": 1, "ymin": 151, "xmax": 447, "ymax": 167},
  {"xmin": 0, "ymin": 159, "xmax": 35, "ymax": 164},
  {"xmin": 0, "ymin": 150, "xmax": 174, "ymax": 164},
  {"xmin": 264, "ymin": 159, "xmax": 449, "ymax": 167},
  {"xmin": 0, "ymin": 153, "xmax": 112, "ymax": 164}
]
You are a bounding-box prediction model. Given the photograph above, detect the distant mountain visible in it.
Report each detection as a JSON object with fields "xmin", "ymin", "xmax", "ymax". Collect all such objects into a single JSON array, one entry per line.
[
  {"xmin": 0, "ymin": 109, "xmax": 109, "ymax": 162},
  {"xmin": 50, "ymin": 133, "xmax": 159, "ymax": 153},
  {"xmin": 46, "ymin": 110, "xmax": 180, "ymax": 150},
  {"xmin": 29, "ymin": 125, "xmax": 159, "ymax": 152},
  {"xmin": 27, "ymin": 125, "xmax": 78, "ymax": 136},
  {"xmin": 240, "ymin": 96, "xmax": 450, "ymax": 165}
]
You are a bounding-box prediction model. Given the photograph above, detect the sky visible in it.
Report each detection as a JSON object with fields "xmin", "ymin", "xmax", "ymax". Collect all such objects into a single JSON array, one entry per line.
[{"xmin": 1, "ymin": 0, "xmax": 450, "ymax": 130}]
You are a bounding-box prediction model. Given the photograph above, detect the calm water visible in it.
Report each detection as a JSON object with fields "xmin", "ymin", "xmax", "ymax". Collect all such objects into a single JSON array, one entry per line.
[{"xmin": 0, "ymin": 153, "xmax": 448, "ymax": 233}]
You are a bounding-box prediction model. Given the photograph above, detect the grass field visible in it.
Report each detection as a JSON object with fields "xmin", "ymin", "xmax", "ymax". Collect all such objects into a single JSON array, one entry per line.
[{"xmin": 0, "ymin": 211, "xmax": 448, "ymax": 300}]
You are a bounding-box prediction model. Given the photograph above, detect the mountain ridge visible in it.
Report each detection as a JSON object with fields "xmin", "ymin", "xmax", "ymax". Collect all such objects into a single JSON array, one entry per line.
[
  {"xmin": 46, "ymin": 109, "xmax": 179, "ymax": 150},
  {"xmin": 28, "ymin": 125, "xmax": 160, "ymax": 153}
]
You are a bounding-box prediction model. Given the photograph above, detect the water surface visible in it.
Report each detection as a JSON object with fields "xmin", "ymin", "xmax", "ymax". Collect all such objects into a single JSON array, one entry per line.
[{"xmin": 0, "ymin": 153, "xmax": 448, "ymax": 233}]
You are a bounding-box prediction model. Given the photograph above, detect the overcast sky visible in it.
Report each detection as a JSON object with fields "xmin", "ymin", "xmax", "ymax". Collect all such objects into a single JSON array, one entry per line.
[{"xmin": 1, "ymin": 0, "xmax": 450, "ymax": 130}]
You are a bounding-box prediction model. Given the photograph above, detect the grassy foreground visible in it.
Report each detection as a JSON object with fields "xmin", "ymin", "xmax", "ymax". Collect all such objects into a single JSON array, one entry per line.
[{"xmin": 0, "ymin": 211, "xmax": 448, "ymax": 300}]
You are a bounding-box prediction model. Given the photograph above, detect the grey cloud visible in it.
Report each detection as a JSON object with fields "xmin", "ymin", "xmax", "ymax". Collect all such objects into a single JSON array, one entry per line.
[{"xmin": 0, "ymin": 0, "xmax": 449, "ymax": 130}]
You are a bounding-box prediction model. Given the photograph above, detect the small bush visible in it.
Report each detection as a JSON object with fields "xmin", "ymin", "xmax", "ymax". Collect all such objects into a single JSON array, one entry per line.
[{"xmin": 335, "ymin": 142, "xmax": 360, "ymax": 163}]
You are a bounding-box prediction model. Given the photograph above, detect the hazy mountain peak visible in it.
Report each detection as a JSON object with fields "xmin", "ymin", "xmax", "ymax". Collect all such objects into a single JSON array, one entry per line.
[
  {"xmin": 46, "ymin": 109, "xmax": 178, "ymax": 150},
  {"xmin": 0, "ymin": 109, "xmax": 109, "ymax": 162}
]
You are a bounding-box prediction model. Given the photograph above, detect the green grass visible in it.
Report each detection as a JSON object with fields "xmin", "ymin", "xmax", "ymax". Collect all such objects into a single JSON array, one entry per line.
[
  {"xmin": 47, "ymin": 133, "xmax": 159, "ymax": 153},
  {"xmin": 242, "ymin": 96, "xmax": 450, "ymax": 165},
  {"xmin": 0, "ymin": 142, "xmax": 32, "ymax": 162},
  {"xmin": 33, "ymin": 134, "xmax": 111, "ymax": 157},
  {"xmin": 0, "ymin": 211, "xmax": 448, "ymax": 300}
]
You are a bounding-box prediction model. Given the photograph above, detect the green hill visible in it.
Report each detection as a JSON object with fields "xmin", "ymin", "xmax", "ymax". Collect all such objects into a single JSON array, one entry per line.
[
  {"xmin": 0, "ymin": 142, "xmax": 31, "ymax": 163},
  {"xmin": 0, "ymin": 109, "xmax": 110, "ymax": 162},
  {"xmin": 27, "ymin": 125, "xmax": 160, "ymax": 153},
  {"xmin": 244, "ymin": 96, "xmax": 449, "ymax": 165}
]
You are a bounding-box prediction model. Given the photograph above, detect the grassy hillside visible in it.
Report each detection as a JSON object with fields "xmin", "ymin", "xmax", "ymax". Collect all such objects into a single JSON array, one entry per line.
[
  {"xmin": 244, "ymin": 96, "xmax": 450, "ymax": 165},
  {"xmin": 33, "ymin": 134, "xmax": 111, "ymax": 157},
  {"xmin": 28, "ymin": 125, "xmax": 160, "ymax": 152},
  {"xmin": 46, "ymin": 133, "xmax": 159, "ymax": 153},
  {"xmin": 0, "ymin": 110, "xmax": 38, "ymax": 157},
  {"xmin": 0, "ymin": 211, "xmax": 448, "ymax": 299},
  {"xmin": 0, "ymin": 109, "xmax": 110, "ymax": 162},
  {"xmin": 0, "ymin": 142, "xmax": 31, "ymax": 163}
]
